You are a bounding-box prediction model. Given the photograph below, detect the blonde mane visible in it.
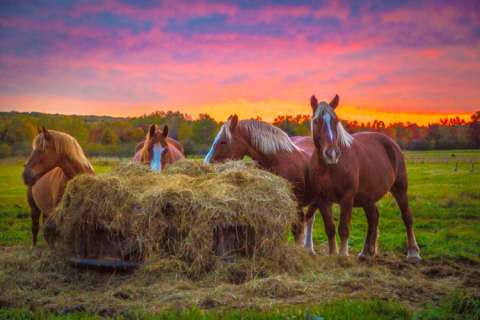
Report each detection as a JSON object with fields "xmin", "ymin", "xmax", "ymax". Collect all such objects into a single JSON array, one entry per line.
[
  {"xmin": 33, "ymin": 130, "xmax": 94, "ymax": 173},
  {"xmin": 311, "ymin": 101, "xmax": 354, "ymax": 148},
  {"xmin": 224, "ymin": 119, "xmax": 301, "ymax": 155}
]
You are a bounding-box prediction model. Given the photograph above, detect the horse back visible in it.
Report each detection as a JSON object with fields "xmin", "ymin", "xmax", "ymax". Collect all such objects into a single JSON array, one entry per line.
[
  {"xmin": 166, "ymin": 137, "xmax": 184, "ymax": 155},
  {"xmin": 31, "ymin": 167, "xmax": 68, "ymax": 216},
  {"xmin": 167, "ymin": 140, "xmax": 185, "ymax": 162},
  {"xmin": 350, "ymin": 132, "xmax": 406, "ymax": 201},
  {"xmin": 291, "ymin": 136, "xmax": 315, "ymax": 158}
]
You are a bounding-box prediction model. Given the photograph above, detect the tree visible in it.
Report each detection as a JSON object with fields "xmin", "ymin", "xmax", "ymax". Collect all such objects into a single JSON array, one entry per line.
[
  {"xmin": 101, "ymin": 127, "xmax": 118, "ymax": 145},
  {"xmin": 469, "ymin": 111, "xmax": 480, "ymax": 148}
]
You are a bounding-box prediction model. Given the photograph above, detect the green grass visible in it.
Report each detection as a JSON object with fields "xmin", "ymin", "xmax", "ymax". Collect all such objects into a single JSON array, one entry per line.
[
  {"xmin": 2, "ymin": 295, "xmax": 479, "ymax": 319},
  {"xmin": 0, "ymin": 151, "xmax": 479, "ymax": 319}
]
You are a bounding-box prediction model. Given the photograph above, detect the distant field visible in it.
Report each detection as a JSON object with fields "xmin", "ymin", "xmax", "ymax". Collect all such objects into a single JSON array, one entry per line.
[{"xmin": 0, "ymin": 150, "xmax": 479, "ymax": 319}]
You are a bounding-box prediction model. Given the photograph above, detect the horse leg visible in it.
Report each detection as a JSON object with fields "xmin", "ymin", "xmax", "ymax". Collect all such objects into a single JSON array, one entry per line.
[
  {"xmin": 303, "ymin": 205, "xmax": 317, "ymax": 254},
  {"xmin": 359, "ymin": 203, "xmax": 379, "ymax": 258},
  {"xmin": 292, "ymin": 207, "xmax": 306, "ymax": 245},
  {"xmin": 391, "ymin": 190, "xmax": 421, "ymax": 261},
  {"xmin": 27, "ymin": 187, "xmax": 41, "ymax": 247},
  {"xmin": 338, "ymin": 197, "xmax": 354, "ymax": 256},
  {"xmin": 318, "ymin": 202, "xmax": 337, "ymax": 255}
]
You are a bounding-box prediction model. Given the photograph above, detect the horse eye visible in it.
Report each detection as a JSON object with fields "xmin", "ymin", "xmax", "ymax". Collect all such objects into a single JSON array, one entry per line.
[{"xmin": 220, "ymin": 141, "xmax": 227, "ymax": 145}]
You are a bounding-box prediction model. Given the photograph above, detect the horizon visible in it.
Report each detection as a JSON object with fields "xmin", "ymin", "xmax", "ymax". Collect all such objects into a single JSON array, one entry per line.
[{"xmin": 0, "ymin": 1, "xmax": 479, "ymax": 125}]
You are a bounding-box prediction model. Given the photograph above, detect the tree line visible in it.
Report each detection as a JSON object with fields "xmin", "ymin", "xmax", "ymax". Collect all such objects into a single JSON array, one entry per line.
[{"xmin": 0, "ymin": 110, "xmax": 478, "ymax": 158}]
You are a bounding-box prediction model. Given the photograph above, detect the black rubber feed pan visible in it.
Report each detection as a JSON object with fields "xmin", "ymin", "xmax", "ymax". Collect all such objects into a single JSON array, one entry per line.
[{"xmin": 67, "ymin": 257, "xmax": 140, "ymax": 273}]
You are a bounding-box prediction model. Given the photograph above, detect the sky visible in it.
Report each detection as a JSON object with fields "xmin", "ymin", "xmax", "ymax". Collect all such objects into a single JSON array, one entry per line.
[{"xmin": 0, "ymin": 0, "xmax": 479, "ymax": 125}]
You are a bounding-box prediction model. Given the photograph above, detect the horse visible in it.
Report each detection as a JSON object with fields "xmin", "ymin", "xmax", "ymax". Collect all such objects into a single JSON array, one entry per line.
[
  {"xmin": 203, "ymin": 115, "xmax": 320, "ymax": 250},
  {"xmin": 308, "ymin": 94, "xmax": 421, "ymax": 261},
  {"xmin": 22, "ymin": 127, "xmax": 95, "ymax": 246},
  {"xmin": 133, "ymin": 124, "xmax": 185, "ymax": 171}
]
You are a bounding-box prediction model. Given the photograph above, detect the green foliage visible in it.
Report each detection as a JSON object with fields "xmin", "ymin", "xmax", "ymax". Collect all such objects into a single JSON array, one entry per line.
[
  {"xmin": 100, "ymin": 127, "xmax": 118, "ymax": 144},
  {"xmin": 0, "ymin": 143, "xmax": 12, "ymax": 157},
  {"xmin": 0, "ymin": 110, "xmax": 479, "ymax": 159}
]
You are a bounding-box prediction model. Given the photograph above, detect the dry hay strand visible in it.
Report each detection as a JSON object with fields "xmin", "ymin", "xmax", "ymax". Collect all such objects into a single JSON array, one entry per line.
[
  {"xmin": 243, "ymin": 275, "xmax": 309, "ymax": 298},
  {"xmin": 44, "ymin": 160, "xmax": 303, "ymax": 282}
]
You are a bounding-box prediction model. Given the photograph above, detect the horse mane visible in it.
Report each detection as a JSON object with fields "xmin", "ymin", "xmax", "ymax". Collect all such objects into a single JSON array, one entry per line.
[
  {"xmin": 311, "ymin": 101, "xmax": 354, "ymax": 148},
  {"xmin": 33, "ymin": 130, "xmax": 94, "ymax": 173},
  {"xmin": 224, "ymin": 119, "xmax": 301, "ymax": 155}
]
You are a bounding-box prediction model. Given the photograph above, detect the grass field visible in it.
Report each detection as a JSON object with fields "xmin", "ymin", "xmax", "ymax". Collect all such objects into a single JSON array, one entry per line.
[{"xmin": 0, "ymin": 150, "xmax": 479, "ymax": 319}]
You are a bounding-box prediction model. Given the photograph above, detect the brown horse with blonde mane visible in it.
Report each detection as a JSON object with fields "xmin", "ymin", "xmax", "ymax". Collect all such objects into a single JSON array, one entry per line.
[
  {"xmin": 133, "ymin": 124, "xmax": 184, "ymax": 171},
  {"xmin": 204, "ymin": 115, "xmax": 320, "ymax": 250},
  {"xmin": 22, "ymin": 127, "xmax": 94, "ymax": 246},
  {"xmin": 308, "ymin": 94, "xmax": 421, "ymax": 261}
]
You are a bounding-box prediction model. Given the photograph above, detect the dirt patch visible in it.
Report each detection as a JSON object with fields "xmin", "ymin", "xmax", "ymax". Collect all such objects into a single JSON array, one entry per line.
[{"xmin": 0, "ymin": 245, "xmax": 478, "ymax": 316}]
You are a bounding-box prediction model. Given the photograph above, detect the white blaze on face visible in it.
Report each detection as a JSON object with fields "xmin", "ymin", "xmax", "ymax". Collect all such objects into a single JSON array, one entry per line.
[
  {"xmin": 322, "ymin": 112, "xmax": 335, "ymax": 143},
  {"xmin": 204, "ymin": 125, "xmax": 225, "ymax": 164},
  {"xmin": 150, "ymin": 144, "xmax": 165, "ymax": 172}
]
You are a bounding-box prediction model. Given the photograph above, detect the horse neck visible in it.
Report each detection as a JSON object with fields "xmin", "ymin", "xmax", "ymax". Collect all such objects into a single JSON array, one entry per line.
[
  {"xmin": 59, "ymin": 156, "xmax": 94, "ymax": 180},
  {"xmin": 238, "ymin": 127, "xmax": 303, "ymax": 169}
]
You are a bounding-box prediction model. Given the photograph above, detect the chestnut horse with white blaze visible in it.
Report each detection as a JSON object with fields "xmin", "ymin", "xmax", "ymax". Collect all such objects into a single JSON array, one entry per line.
[
  {"xmin": 308, "ymin": 94, "xmax": 421, "ymax": 261},
  {"xmin": 22, "ymin": 127, "xmax": 95, "ymax": 246},
  {"xmin": 133, "ymin": 124, "xmax": 185, "ymax": 171},
  {"xmin": 203, "ymin": 115, "xmax": 320, "ymax": 250}
]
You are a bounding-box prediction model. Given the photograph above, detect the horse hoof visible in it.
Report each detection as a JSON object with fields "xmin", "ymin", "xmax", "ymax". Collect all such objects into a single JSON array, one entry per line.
[{"xmin": 407, "ymin": 253, "xmax": 422, "ymax": 263}]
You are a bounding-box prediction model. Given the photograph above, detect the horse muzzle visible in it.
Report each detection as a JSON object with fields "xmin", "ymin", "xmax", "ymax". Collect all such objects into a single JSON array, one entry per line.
[
  {"xmin": 323, "ymin": 147, "xmax": 341, "ymax": 165},
  {"xmin": 22, "ymin": 169, "xmax": 38, "ymax": 186}
]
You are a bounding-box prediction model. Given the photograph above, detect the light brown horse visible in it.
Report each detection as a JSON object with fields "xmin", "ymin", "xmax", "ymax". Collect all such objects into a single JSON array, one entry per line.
[
  {"xmin": 133, "ymin": 124, "xmax": 184, "ymax": 171},
  {"xmin": 203, "ymin": 115, "xmax": 319, "ymax": 250},
  {"xmin": 308, "ymin": 94, "xmax": 421, "ymax": 261},
  {"xmin": 22, "ymin": 127, "xmax": 95, "ymax": 246}
]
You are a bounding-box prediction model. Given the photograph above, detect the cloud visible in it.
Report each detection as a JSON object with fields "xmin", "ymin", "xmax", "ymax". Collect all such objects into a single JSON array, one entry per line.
[{"xmin": 0, "ymin": 0, "xmax": 479, "ymax": 121}]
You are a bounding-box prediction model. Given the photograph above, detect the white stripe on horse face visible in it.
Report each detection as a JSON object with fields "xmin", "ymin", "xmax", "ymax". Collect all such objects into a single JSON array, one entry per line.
[
  {"xmin": 150, "ymin": 144, "xmax": 165, "ymax": 172},
  {"xmin": 204, "ymin": 125, "xmax": 224, "ymax": 164},
  {"xmin": 323, "ymin": 112, "xmax": 334, "ymax": 142}
]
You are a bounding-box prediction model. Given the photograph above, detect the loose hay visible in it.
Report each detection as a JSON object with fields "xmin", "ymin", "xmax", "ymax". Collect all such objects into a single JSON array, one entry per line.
[{"xmin": 45, "ymin": 160, "xmax": 302, "ymax": 281}]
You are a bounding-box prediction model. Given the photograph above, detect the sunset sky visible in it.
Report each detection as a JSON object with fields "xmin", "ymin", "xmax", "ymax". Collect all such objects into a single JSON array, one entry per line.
[{"xmin": 0, "ymin": 0, "xmax": 479, "ymax": 125}]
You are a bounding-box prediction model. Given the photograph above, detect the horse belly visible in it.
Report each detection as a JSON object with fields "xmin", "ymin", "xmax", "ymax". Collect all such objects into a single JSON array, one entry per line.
[{"xmin": 356, "ymin": 145, "xmax": 396, "ymax": 203}]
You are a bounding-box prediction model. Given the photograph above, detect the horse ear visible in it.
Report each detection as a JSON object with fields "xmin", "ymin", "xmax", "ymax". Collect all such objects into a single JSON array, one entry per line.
[
  {"xmin": 148, "ymin": 124, "xmax": 156, "ymax": 138},
  {"xmin": 310, "ymin": 95, "xmax": 319, "ymax": 112},
  {"xmin": 329, "ymin": 94, "xmax": 339, "ymax": 109},
  {"xmin": 162, "ymin": 125, "xmax": 169, "ymax": 138},
  {"xmin": 37, "ymin": 126, "xmax": 42, "ymax": 135},
  {"xmin": 41, "ymin": 126, "xmax": 52, "ymax": 141},
  {"xmin": 230, "ymin": 114, "xmax": 238, "ymax": 131}
]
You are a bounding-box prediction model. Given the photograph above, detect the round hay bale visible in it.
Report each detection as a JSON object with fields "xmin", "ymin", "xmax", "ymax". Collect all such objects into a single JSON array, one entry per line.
[{"xmin": 45, "ymin": 160, "xmax": 302, "ymax": 281}]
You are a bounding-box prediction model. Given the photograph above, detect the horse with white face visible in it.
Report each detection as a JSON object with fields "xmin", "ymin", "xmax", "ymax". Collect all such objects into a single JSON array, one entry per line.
[
  {"xmin": 309, "ymin": 94, "xmax": 421, "ymax": 261},
  {"xmin": 204, "ymin": 115, "xmax": 321, "ymax": 252},
  {"xmin": 133, "ymin": 124, "xmax": 184, "ymax": 171}
]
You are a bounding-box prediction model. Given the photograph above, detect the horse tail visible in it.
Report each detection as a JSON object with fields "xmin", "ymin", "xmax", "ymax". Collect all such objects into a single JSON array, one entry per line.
[{"xmin": 381, "ymin": 135, "xmax": 408, "ymax": 193}]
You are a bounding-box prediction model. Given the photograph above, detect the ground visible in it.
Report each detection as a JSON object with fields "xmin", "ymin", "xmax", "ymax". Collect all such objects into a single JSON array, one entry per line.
[{"xmin": 0, "ymin": 151, "xmax": 479, "ymax": 319}]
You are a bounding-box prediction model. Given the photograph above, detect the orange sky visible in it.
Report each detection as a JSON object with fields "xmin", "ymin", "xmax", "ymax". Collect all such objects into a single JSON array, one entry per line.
[{"xmin": 0, "ymin": 1, "xmax": 479, "ymax": 125}]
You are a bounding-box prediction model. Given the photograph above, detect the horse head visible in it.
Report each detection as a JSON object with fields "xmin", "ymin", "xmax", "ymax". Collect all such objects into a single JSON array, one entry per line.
[
  {"xmin": 23, "ymin": 127, "xmax": 93, "ymax": 185},
  {"xmin": 310, "ymin": 94, "xmax": 352, "ymax": 165},
  {"xmin": 141, "ymin": 124, "xmax": 174, "ymax": 171},
  {"xmin": 23, "ymin": 127, "xmax": 61, "ymax": 186},
  {"xmin": 204, "ymin": 114, "xmax": 246, "ymax": 163}
]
